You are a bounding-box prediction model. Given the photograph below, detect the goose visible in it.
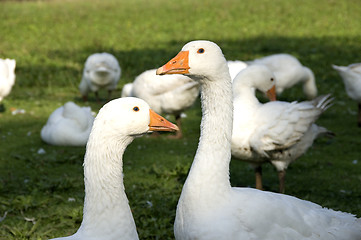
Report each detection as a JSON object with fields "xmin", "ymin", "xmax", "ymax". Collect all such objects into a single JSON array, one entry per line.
[
  {"xmin": 126, "ymin": 68, "xmax": 199, "ymax": 138},
  {"xmin": 332, "ymin": 63, "xmax": 361, "ymax": 127},
  {"xmin": 156, "ymin": 40, "xmax": 361, "ymax": 240},
  {"xmin": 0, "ymin": 58, "xmax": 16, "ymax": 112},
  {"xmin": 51, "ymin": 97, "xmax": 179, "ymax": 240},
  {"xmin": 231, "ymin": 64, "xmax": 333, "ymax": 193},
  {"xmin": 79, "ymin": 52, "xmax": 121, "ymax": 102},
  {"xmin": 248, "ymin": 53, "xmax": 318, "ymax": 99},
  {"xmin": 41, "ymin": 102, "xmax": 95, "ymax": 146}
]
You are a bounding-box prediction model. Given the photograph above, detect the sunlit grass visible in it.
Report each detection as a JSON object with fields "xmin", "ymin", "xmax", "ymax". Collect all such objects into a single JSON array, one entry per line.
[{"xmin": 0, "ymin": 0, "xmax": 360, "ymax": 239}]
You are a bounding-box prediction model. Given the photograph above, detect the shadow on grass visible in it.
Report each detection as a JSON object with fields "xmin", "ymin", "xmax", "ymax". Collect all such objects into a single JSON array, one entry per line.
[{"xmin": 15, "ymin": 35, "xmax": 361, "ymax": 91}]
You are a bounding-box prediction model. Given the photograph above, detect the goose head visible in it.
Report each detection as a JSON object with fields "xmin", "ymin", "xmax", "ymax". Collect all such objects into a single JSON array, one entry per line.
[
  {"xmin": 95, "ymin": 97, "xmax": 179, "ymax": 138},
  {"xmin": 233, "ymin": 64, "xmax": 277, "ymax": 101},
  {"xmin": 156, "ymin": 40, "xmax": 229, "ymax": 82}
]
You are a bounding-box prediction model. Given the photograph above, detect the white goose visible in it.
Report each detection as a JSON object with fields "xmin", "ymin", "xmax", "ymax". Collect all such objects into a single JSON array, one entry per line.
[
  {"xmin": 0, "ymin": 58, "xmax": 16, "ymax": 112},
  {"xmin": 51, "ymin": 97, "xmax": 179, "ymax": 240},
  {"xmin": 41, "ymin": 102, "xmax": 95, "ymax": 147},
  {"xmin": 124, "ymin": 68, "xmax": 199, "ymax": 138},
  {"xmin": 249, "ymin": 53, "xmax": 318, "ymax": 99},
  {"xmin": 332, "ymin": 63, "xmax": 361, "ymax": 127},
  {"xmin": 79, "ymin": 52, "xmax": 121, "ymax": 102},
  {"xmin": 157, "ymin": 40, "xmax": 361, "ymax": 240},
  {"xmin": 231, "ymin": 64, "xmax": 333, "ymax": 193}
]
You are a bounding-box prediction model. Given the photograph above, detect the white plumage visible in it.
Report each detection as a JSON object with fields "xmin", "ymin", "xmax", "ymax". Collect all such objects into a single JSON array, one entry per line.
[
  {"xmin": 227, "ymin": 60, "xmax": 248, "ymax": 80},
  {"xmin": 157, "ymin": 40, "xmax": 361, "ymax": 240},
  {"xmin": 231, "ymin": 64, "xmax": 333, "ymax": 192},
  {"xmin": 50, "ymin": 97, "xmax": 178, "ymax": 240},
  {"xmin": 123, "ymin": 69, "xmax": 199, "ymax": 138},
  {"xmin": 332, "ymin": 63, "xmax": 361, "ymax": 127},
  {"xmin": 249, "ymin": 53, "xmax": 318, "ymax": 99},
  {"xmin": 0, "ymin": 58, "xmax": 16, "ymax": 111},
  {"xmin": 79, "ymin": 52, "xmax": 121, "ymax": 101},
  {"xmin": 41, "ymin": 102, "xmax": 94, "ymax": 146},
  {"xmin": 121, "ymin": 82, "xmax": 134, "ymax": 98}
]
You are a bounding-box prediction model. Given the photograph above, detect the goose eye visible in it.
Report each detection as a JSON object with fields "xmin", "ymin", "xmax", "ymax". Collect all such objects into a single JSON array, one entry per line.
[
  {"xmin": 270, "ymin": 78, "xmax": 274, "ymax": 82},
  {"xmin": 197, "ymin": 48, "xmax": 205, "ymax": 54},
  {"xmin": 133, "ymin": 106, "xmax": 139, "ymax": 112}
]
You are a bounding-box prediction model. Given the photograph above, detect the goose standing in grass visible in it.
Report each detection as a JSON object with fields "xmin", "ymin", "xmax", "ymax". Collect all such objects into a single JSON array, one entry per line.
[
  {"xmin": 41, "ymin": 102, "xmax": 95, "ymax": 146},
  {"xmin": 231, "ymin": 65, "xmax": 333, "ymax": 193},
  {"xmin": 249, "ymin": 53, "xmax": 318, "ymax": 99},
  {"xmin": 157, "ymin": 40, "xmax": 361, "ymax": 240},
  {"xmin": 332, "ymin": 63, "xmax": 361, "ymax": 127},
  {"xmin": 0, "ymin": 58, "xmax": 16, "ymax": 112},
  {"xmin": 125, "ymin": 69, "xmax": 199, "ymax": 138},
  {"xmin": 79, "ymin": 53, "xmax": 121, "ymax": 102},
  {"xmin": 51, "ymin": 97, "xmax": 179, "ymax": 240}
]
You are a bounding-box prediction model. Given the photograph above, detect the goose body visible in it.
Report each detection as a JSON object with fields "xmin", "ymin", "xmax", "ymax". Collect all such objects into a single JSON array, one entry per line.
[
  {"xmin": 332, "ymin": 63, "xmax": 361, "ymax": 126},
  {"xmin": 51, "ymin": 97, "xmax": 178, "ymax": 240},
  {"xmin": 0, "ymin": 58, "xmax": 16, "ymax": 111},
  {"xmin": 231, "ymin": 65, "xmax": 333, "ymax": 192},
  {"xmin": 249, "ymin": 53, "xmax": 317, "ymax": 99},
  {"xmin": 41, "ymin": 102, "xmax": 95, "ymax": 146},
  {"xmin": 157, "ymin": 40, "xmax": 361, "ymax": 240},
  {"xmin": 79, "ymin": 53, "xmax": 121, "ymax": 101},
  {"xmin": 126, "ymin": 69, "xmax": 199, "ymax": 138}
]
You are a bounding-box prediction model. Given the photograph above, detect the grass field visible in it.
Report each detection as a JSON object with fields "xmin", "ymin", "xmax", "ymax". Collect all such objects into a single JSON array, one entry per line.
[{"xmin": 0, "ymin": 0, "xmax": 361, "ymax": 239}]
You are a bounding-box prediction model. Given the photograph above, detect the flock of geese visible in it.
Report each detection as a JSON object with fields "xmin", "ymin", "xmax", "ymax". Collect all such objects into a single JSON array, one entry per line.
[{"xmin": 1, "ymin": 40, "xmax": 361, "ymax": 239}]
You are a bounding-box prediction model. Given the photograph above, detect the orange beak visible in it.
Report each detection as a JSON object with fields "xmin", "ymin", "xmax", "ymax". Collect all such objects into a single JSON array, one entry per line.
[
  {"xmin": 148, "ymin": 109, "xmax": 179, "ymax": 132},
  {"xmin": 266, "ymin": 85, "xmax": 277, "ymax": 101},
  {"xmin": 156, "ymin": 51, "xmax": 190, "ymax": 75}
]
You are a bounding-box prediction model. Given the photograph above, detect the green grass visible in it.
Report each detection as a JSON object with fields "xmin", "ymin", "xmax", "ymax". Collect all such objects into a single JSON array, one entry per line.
[{"xmin": 0, "ymin": 0, "xmax": 361, "ymax": 239}]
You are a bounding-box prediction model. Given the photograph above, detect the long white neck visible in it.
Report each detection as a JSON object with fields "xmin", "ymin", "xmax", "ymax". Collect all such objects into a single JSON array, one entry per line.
[
  {"xmin": 231, "ymin": 84, "xmax": 261, "ymax": 155},
  {"xmin": 233, "ymin": 84, "xmax": 259, "ymax": 109},
  {"xmin": 233, "ymin": 84, "xmax": 261, "ymax": 127},
  {"xmin": 301, "ymin": 67, "xmax": 317, "ymax": 99},
  {"xmin": 183, "ymin": 69, "xmax": 233, "ymax": 199},
  {"xmin": 76, "ymin": 124, "xmax": 139, "ymax": 239}
]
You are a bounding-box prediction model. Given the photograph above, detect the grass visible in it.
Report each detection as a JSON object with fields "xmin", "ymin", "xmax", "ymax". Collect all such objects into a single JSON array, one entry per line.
[{"xmin": 0, "ymin": 0, "xmax": 361, "ymax": 239}]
